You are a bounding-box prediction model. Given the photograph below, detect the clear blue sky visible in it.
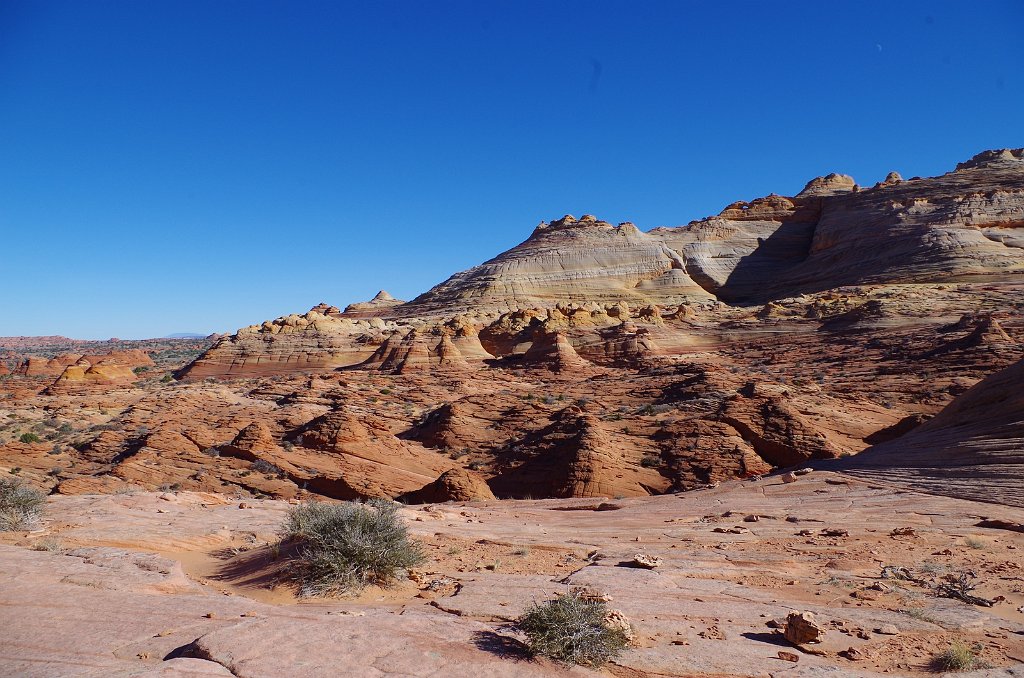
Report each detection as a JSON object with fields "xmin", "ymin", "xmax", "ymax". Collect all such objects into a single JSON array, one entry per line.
[{"xmin": 2, "ymin": 1, "xmax": 1021, "ymax": 339}]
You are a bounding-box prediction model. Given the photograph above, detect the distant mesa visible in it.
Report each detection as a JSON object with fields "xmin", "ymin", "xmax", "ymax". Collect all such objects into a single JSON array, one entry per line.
[{"xmin": 165, "ymin": 333, "xmax": 208, "ymax": 339}]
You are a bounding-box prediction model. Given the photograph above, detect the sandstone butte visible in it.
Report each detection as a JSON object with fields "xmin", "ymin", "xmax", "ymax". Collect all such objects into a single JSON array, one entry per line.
[{"xmin": 0, "ymin": 148, "xmax": 1023, "ymax": 678}]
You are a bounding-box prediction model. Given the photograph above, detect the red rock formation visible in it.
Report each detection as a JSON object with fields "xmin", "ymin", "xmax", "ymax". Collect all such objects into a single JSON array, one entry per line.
[
  {"xmin": 840, "ymin": 356, "xmax": 1024, "ymax": 507},
  {"xmin": 401, "ymin": 468, "xmax": 496, "ymax": 503}
]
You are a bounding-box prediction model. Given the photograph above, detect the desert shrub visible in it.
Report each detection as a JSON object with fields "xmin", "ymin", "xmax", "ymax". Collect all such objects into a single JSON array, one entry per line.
[
  {"xmin": 930, "ymin": 641, "xmax": 986, "ymax": 672},
  {"xmin": 516, "ymin": 590, "xmax": 629, "ymax": 667},
  {"xmin": 19, "ymin": 433, "xmax": 41, "ymax": 444},
  {"xmin": 640, "ymin": 455, "xmax": 661, "ymax": 468},
  {"xmin": 0, "ymin": 478, "xmax": 46, "ymax": 531},
  {"xmin": 251, "ymin": 459, "xmax": 283, "ymax": 476},
  {"xmin": 282, "ymin": 499, "xmax": 424, "ymax": 596}
]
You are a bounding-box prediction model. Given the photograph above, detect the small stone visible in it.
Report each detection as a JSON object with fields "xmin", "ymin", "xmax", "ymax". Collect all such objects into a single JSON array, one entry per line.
[
  {"xmin": 890, "ymin": 527, "xmax": 917, "ymax": 537},
  {"xmin": 743, "ymin": 514, "xmax": 760, "ymax": 522},
  {"xmin": 603, "ymin": 609, "xmax": 634, "ymax": 642},
  {"xmin": 820, "ymin": 528, "xmax": 849, "ymax": 537},
  {"xmin": 631, "ymin": 553, "xmax": 662, "ymax": 569},
  {"xmin": 794, "ymin": 468, "xmax": 814, "ymax": 476},
  {"xmin": 781, "ymin": 472, "xmax": 798, "ymax": 483},
  {"xmin": 877, "ymin": 624, "xmax": 899, "ymax": 635},
  {"xmin": 238, "ymin": 502, "xmax": 249, "ymax": 509},
  {"xmin": 777, "ymin": 651, "xmax": 800, "ymax": 662},
  {"xmin": 203, "ymin": 612, "xmax": 216, "ymax": 619},
  {"xmin": 840, "ymin": 647, "xmax": 867, "ymax": 661},
  {"xmin": 784, "ymin": 611, "xmax": 825, "ymax": 645}
]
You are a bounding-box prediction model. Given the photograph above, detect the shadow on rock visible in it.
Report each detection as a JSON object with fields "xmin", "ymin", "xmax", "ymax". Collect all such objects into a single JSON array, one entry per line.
[
  {"xmin": 209, "ymin": 541, "xmax": 298, "ymax": 592},
  {"xmin": 471, "ymin": 630, "xmax": 532, "ymax": 662}
]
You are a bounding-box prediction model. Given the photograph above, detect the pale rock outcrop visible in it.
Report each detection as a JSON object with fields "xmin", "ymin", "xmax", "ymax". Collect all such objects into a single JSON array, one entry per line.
[
  {"xmin": 343, "ymin": 290, "xmax": 405, "ymax": 317},
  {"xmin": 406, "ymin": 215, "xmax": 716, "ymax": 314}
]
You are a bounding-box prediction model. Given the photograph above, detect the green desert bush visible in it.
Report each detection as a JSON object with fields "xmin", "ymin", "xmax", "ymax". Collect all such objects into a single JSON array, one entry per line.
[
  {"xmin": 516, "ymin": 590, "xmax": 629, "ymax": 667},
  {"xmin": 0, "ymin": 478, "xmax": 46, "ymax": 531},
  {"xmin": 19, "ymin": 432, "xmax": 41, "ymax": 444},
  {"xmin": 282, "ymin": 499, "xmax": 424, "ymax": 597}
]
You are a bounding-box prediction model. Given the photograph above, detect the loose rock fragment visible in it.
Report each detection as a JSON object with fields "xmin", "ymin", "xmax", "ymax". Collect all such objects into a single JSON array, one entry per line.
[
  {"xmin": 631, "ymin": 553, "xmax": 662, "ymax": 569},
  {"xmin": 784, "ymin": 611, "xmax": 825, "ymax": 645}
]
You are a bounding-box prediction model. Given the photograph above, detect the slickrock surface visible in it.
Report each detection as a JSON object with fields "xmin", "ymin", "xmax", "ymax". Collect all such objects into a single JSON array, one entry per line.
[
  {"xmin": 2, "ymin": 476, "xmax": 1023, "ymax": 677},
  {"xmin": 838, "ymin": 355, "xmax": 1024, "ymax": 507}
]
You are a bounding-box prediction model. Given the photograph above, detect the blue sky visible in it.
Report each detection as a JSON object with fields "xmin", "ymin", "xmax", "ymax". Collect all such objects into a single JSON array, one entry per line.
[{"xmin": 2, "ymin": 1, "xmax": 1021, "ymax": 339}]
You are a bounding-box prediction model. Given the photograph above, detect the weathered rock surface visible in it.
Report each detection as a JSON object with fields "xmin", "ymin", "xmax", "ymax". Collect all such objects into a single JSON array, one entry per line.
[
  {"xmin": 401, "ymin": 468, "xmax": 496, "ymax": 503},
  {"xmin": 2, "ymin": 478, "xmax": 1022, "ymax": 677},
  {"xmin": 407, "ymin": 215, "xmax": 716, "ymax": 314},
  {"xmin": 839, "ymin": 355, "xmax": 1024, "ymax": 507}
]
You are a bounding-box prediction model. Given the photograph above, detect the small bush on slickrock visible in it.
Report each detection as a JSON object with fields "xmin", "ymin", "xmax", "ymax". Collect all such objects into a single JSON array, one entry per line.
[
  {"xmin": 0, "ymin": 478, "xmax": 45, "ymax": 531},
  {"xmin": 282, "ymin": 500, "xmax": 424, "ymax": 596},
  {"xmin": 516, "ymin": 590, "xmax": 629, "ymax": 667},
  {"xmin": 930, "ymin": 641, "xmax": 988, "ymax": 672}
]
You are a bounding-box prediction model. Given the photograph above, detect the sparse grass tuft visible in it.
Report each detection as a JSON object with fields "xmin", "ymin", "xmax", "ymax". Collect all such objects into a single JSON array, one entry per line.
[
  {"xmin": 31, "ymin": 538, "xmax": 65, "ymax": 553},
  {"xmin": 900, "ymin": 607, "xmax": 939, "ymax": 624},
  {"xmin": 0, "ymin": 478, "xmax": 45, "ymax": 531},
  {"xmin": 282, "ymin": 499, "xmax": 424, "ymax": 597},
  {"xmin": 516, "ymin": 590, "xmax": 629, "ymax": 667},
  {"xmin": 929, "ymin": 641, "xmax": 987, "ymax": 672},
  {"xmin": 962, "ymin": 536, "xmax": 987, "ymax": 550}
]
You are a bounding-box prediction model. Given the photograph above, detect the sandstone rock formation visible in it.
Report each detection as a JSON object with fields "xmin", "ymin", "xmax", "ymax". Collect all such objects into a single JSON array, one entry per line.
[
  {"xmin": 401, "ymin": 468, "xmax": 496, "ymax": 503},
  {"xmin": 3, "ymin": 148, "xmax": 1022, "ymax": 506},
  {"xmin": 407, "ymin": 215, "xmax": 716, "ymax": 314},
  {"xmin": 343, "ymin": 290, "xmax": 405, "ymax": 317},
  {"xmin": 839, "ymin": 355, "xmax": 1024, "ymax": 507},
  {"xmin": 46, "ymin": 349, "xmax": 155, "ymax": 394}
]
